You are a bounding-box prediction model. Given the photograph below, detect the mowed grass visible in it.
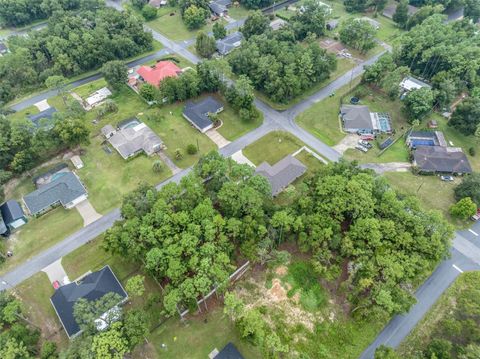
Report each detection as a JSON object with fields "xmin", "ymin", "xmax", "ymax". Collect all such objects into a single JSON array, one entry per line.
[
  {"xmin": 0, "ymin": 207, "xmax": 83, "ymax": 275},
  {"xmin": 243, "ymin": 131, "xmax": 304, "ymax": 165},
  {"xmin": 397, "ymin": 272, "xmax": 480, "ymax": 358},
  {"xmin": 217, "ymin": 105, "xmax": 263, "ymax": 141},
  {"xmin": 147, "ymin": 306, "xmax": 262, "ymax": 359},
  {"xmin": 73, "ymin": 78, "xmax": 108, "ymax": 99}
]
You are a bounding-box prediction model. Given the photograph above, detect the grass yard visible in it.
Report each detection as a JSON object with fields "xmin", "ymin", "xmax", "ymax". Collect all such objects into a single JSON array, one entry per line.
[
  {"xmin": 243, "ymin": 131, "xmax": 305, "ymax": 165},
  {"xmin": 296, "ymin": 79, "xmax": 361, "ymax": 146},
  {"xmin": 226, "ymin": 5, "xmax": 251, "ymax": 20},
  {"xmin": 147, "ymin": 306, "xmax": 262, "ymax": 359},
  {"xmin": 216, "ymin": 105, "xmax": 263, "ymax": 141},
  {"xmin": 0, "ymin": 207, "xmax": 83, "ymax": 275},
  {"xmin": 397, "ymin": 271, "xmax": 480, "ymax": 358},
  {"xmin": 73, "ymin": 78, "xmax": 108, "ymax": 99}
]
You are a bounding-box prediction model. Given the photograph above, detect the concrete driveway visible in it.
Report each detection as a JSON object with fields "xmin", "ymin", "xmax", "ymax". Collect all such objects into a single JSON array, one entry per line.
[
  {"xmin": 42, "ymin": 259, "xmax": 68, "ymax": 284},
  {"xmin": 333, "ymin": 134, "xmax": 358, "ymax": 154},
  {"xmin": 231, "ymin": 150, "xmax": 256, "ymax": 167},
  {"xmin": 206, "ymin": 129, "xmax": 230, "ymax": 148},
  {"xmin": 361, "ymin": 162, "xmax": 411, "ymax": 174},
  {"xmin": 75, "ymin": 199, "xmax": 102, "ymax": 227}
]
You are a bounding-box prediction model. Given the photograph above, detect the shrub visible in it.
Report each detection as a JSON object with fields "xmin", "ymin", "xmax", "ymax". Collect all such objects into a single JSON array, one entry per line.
[
  {"xmin": 152, "ymin": 160, "xmax": 163, "ymax": 173},
  {"xmin": 174, "ymin": 148, "xmax": 183, "ymax": 160},
  {"xmin": 142, "ymin": 4, "xmax": 158, "ymax": 20},
  {"xmin": 450, "ymin": 197, "xmax": 477, "ymax": 220},
  {"xmin": 469, "ymin": 147, "xmax": 475, "ymax": 156},
  {"xmin": 186, "ymin": 144, "xmax": 198, "ymax": 155}
]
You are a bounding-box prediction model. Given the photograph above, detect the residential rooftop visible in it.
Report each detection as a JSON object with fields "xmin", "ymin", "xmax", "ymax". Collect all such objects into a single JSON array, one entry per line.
[
  {"xmin": 137, "ymin": 61, "xmax": 182, "ymax": 87},
  {"xmin": 28, "ymin": 107, "xmax": 57, "ymax": 128},
  {"xmin": 413, "ymin": 146, "xmax": 472, "ymax": 174},
  {"xmin": 216, "ymin": 31, "xmax": 243, "ymax": 55},
  {"xmin": 183, "ymin": 97, "xmax": 224, "ymax": 133}
]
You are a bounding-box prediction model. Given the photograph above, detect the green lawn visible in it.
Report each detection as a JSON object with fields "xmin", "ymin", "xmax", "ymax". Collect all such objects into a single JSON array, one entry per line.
[
  {"xmin": 216, "ymin": 105, "xmax": 263, "ymax": 141},
  {"xmin": 243, "ymin": 131, "xmax": 305, "ymax": 165},
  {"xmin": 73, "ymin": 78, "xmax": 108, "ymax": 99},
  {"xmin": 147, "ymin": 306, "xmax": 262, "ymax": 359},
  {"xmin": 0, "ymin": 207, "xmax": 84, "ymax": 275},
  {"xmin": 344, "ymin": 137, "xmax": 409, "ymax": 163},
  {"xmin": 227, "ymin": 5, "xmax": 251, "ymax": 20}
]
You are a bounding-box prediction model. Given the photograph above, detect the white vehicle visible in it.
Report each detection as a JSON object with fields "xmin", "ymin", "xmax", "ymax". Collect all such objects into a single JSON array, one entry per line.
[{"xmin": 355, "ymin": 145, "xmax": 368, "ymax": 153}]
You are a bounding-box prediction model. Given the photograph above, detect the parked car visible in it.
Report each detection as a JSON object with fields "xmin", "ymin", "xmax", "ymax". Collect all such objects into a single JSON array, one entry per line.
[
  {"xmin": 358, "ymin": 140, "xmax": 373, "ymax": 149},
  {"xmin": 355, "ymin": 145, "xmax": 368, "ymax": 153},
  {"xmin": 53, "ymin": 280, "xmax": 60, "ymax": 290},
  {"xmin": 471, "ymin": 209, "xmax": 480, "ymax": 221},
  {"xmin": 360, "ymin": 134, "xmax": 375, "ymax": 141},
  {"xmin": 440, "ymin": 175, "xmax": 454, "ymax": 182}
]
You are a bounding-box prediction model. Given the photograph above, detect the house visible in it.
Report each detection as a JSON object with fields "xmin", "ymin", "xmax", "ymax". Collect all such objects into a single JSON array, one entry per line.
[
  {"xmin": 50, "ymin": 266, "xmax": 128, "ymax": 339},
  {"xmin": 340, "ymin": 105, "xmax": 392, "ymax": 134},
  {"xmin": 360, "ymin": 17, "xmax": 380, "ymax": 30},
  {"xmin": 0, "ymin": 200, "xmax": 27, "ymax": 234},
  {"xmin": 102, "ymin": 119, "xmax": 164, "ymax": 159},
  {"xmin": 445, "ymin": 7, "xmax": 464, "ymax": 22},
  {"xmin": 399, "ymin": 76, "xmax": 431, "ymax": 95},
  {"xmin": 209, "ymin": 0, "xmax": 231, "ymax": 16},
  {"xmin": 183, "ymin": 97, "xmax": 224, "ymax": 133},
  {"xmin": 85, "ymin": 87, "xmax": 112, "ymax": 108},
  {"xmin": 28, "ymin": 107, "xmax": 57, "ymax": 128},
  {"xmin": 406, "ymin": 131, "xmax": 447, "ymax": 149},
  {"xmin": 213, "ymin": 342, "xmax": 245, "ymax": 359},
  {"xmin": 383, "ymin": 3, "xmax": 418, "ymax": 19},
  {"xmin": 23, "ymin": 172, "xmax": 88, "ymax": 216},
  {"xmin": 216, "ymin": 31, "xmax": 243, "ymax": 56},
  {"xmin": 148, "ymin": 0, "xmax": 167, "ymax": 7},
  {"xmin": 270, "ymin": 18, "xmax": 287, "ymax": 31},
  {"xmin": 255, "ymin": 155, "xmax": 307, "ymax": 196},
  {"xmin": 413, "ymin": 146, "xmax": 472, "ymax": 174},
  {"xmin": 136, "ymin": 61, "xmax": 182, "ymax": 87},
  {"xmin": 326, "ymin": 19, "xmax": 339, "ymax": 31}
]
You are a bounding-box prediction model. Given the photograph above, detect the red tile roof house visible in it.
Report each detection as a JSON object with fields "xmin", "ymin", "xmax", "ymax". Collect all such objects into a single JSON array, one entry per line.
[{"xmin": 136, "ymin": 61, "xmax": 182, "ymax": 88}]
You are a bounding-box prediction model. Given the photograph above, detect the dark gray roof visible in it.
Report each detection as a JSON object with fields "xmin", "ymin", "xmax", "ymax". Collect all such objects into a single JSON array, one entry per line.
[
  {"xmin": 0, "ymin": 215, "xmax": 6, "ymax": 235},
  {"xmin": 255, "ymin": 155, "xmax": 307, "ymax": 196},
  {"xmin": 414, "ymin": 146, "xmax": 472, "ymax": 174},
  {"xmin": 183, "ymin": 97, "xmax": 223, "ymax": 132},
  {"xmin": 216, "ymin": 342, "xmax": 244, "ymax": 359},
  {"xmin": 382, "ymin": 4, "xmax": 418, "ymax": 18},
  {"xmin": 23, "ymin": 172, "xmax": 87, "ymax": 215},
  {"xmin": 340, "ymin": 105, "xmax": 373, "ymax": 130},
  {"xmin": 51, "ymin": 266, "xmax": 128, "ymax": 338},
  {"xmin": 209, "ymin": 2, "xmax": 227, "ymax": 14},
  {"xmin": 215, "ymin": 0, "xmax": 231, "ymax": 6},
  {"xmin": 216, "ymin": 31, "xmax": 243, "ymax": 55},
  {"xmin": 28, "ymin": 107, "xmax": 57, "ymax": 128},
  {"xmin": 0, "ymin": 200, "xmax": 25, "ymax": 225},
  {"xmin": 445, "ymin": 7, "xmax": 464, "ymax": 22}
]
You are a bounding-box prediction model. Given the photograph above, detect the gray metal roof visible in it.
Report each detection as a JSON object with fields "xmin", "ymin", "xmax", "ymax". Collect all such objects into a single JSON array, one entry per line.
[
  {"xmin": 414, "ymin": 146, "xmax": 472, "ymax": 174},
  {"xmin": 216, "ymin": 342, "xmax": 244, "ymax": 359},
  {"xmin": 340, "ymin": 105, "xmax": 373, "ymax": 131},
  {"xmin": 216, "ymin": 31, "xmax": 243, "ymax": 55},
  {"xmin": 50, "ymin": 266, "xmax": 128, "ymax": 338},
  {"xmin": 28, "ymin": 107, "xmax": 57, "ymax": 128},
  {"xmin": 183, "ymin": 97, "xmax": 223, "ymax": 132},
  {"xmin": 23, "ymin": 172, "xmax": 87, "ymax": 215},
  {"xmin": 255, "ymin": 155, "xmax": 307, "ymax": 196},
  {"xmin": 0, "ymin": 200, "xmax": 25, "ymax": 225},
  {"xmin": 209, "ymin": 2, "xmax": 227, "ymax": 15}
]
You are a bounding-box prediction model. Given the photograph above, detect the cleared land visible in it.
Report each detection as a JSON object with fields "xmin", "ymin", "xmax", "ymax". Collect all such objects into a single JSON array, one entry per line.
[
  {"xmin": 243, "ymin": 131, "xmax": 305, "ymax": 165},
  {"xmin": 216, "ymin": 105, "xmax": 263, "ymax": 141}
]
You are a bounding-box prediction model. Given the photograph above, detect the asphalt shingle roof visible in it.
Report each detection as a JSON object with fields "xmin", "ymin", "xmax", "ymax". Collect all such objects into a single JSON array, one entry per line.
[
  {"xmin": 23, "ymin": 172, "xmax": 87, "ymax": 215},
  {"xmin": 0, "ymin": 200, "xmax": 25, "ymax": 225},
  {"xmin": 28, "ymin": 107, "xmax": 57, "ymax": 128},
  {"xmin": 340, "ymin": 105, "xmax": 373, "ymax": 131},
  {"xmin": 215, "ymin": 342, "xmax": 245, "ymax": 359},
  {"xmin": 255, "ymin": 155, "xmax": 307, "ymax": 196},
  {"xmin": 51, "ymin": 266, "xmax": 128, "ymax": 338},
  {"xmin": 183, "ymin": 97, "xmax": 223, "ymax": 132},
  {"xmin": 216, "ymin": 32, "xmax": 243, "ymax": 55},
  {"xmin": 414, "ymin": 146, "xmax": 472, "ymax": 174}
]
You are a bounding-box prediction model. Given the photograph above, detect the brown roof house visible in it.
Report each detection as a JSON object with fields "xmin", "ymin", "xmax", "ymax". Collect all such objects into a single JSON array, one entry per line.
[
  {"xmin": 255, "ymin": 155, "xmax": 307, "ymax": 196},
  {"xmin": 413, "ymin": 146, "xmax": 472, "ymax": 175}
]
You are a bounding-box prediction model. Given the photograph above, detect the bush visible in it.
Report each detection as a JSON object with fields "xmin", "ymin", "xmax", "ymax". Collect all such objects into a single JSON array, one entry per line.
[
  {"xmin": 469, "ymin": 147, "xmax": 475, "ymax": 156},
  {"xmin": 0, "ymin": 170, "xmax": 13, "ymax": 185},
  {"xmin": 174, "ymin": 148, "xmax": 183, "ymax": 160},
  {"xmin": 450, "ymin": 197, "xmax": 477, "ymax": 220},
  {"xmin": 142, "ymin": 4, "xmax": 158, "ymax": 20},
  {"xmin": 186, "ymin": 144, "xmax": 198, "ymax": 155},
  {"xmin": 40, "ymin": 341, "xmax": 57, "ymax": 359},
  {"xmin": 152, "ymin": 160, "xmax": 163, "ymax": 173}
]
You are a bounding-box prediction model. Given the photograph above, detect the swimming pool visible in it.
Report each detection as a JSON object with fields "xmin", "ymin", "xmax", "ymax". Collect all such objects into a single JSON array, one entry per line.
[
  {"xmin": 377, "ymin": 113, "xmax": 392, "ymax": 132},
  {"xmin": 411, "ymin": 139, "xmax": 435, "ymax": 147},
  {"xmin": 119, "ymin": 119, "xmax": 141, "ymax": 130}
]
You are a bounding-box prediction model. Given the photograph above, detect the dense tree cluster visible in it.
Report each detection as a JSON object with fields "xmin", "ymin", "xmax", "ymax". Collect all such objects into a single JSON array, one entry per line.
[
  {"xmin": 240, "ymin": 0, "xmax": 273, "ymax": 9},
  {"xmin": 103, "ymin": 153, "xmax": 273, "ymax": 315},
  {"xmin": 229, "ymin": 32, "xmax": 336, "ymax": 103},
  {"xmin": 339, "ymin": 18, "xmax": 377, "ymax": 54},
  {"xmin": 0, "ymin": 7, "xmax": 152, "ymax": 103},
  {"xmin": 454, "ymin": 173, "xmax": 480, "ymax": 207},
  {"xmin": 448, "ymin": 97, "xmax": 480, "ymax": 135}
]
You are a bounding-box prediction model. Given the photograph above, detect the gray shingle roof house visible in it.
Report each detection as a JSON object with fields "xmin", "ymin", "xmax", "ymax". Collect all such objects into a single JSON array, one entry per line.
[
  {"xmin": 326, "ymin": 19, "xmax": 339, "ymax": 30},
  {"xmin": 28, "ymin": 107, "xmax": 57, "ymax": 128},
  {"xmin": 0, "ymin": 200, "xmax": 27, "ymax": 234},
  {"xmin": 413, "ymin": 146, "xmax": 472, "ymax": 174},
  {"xmin": 382, "ymin": 3, "xmax": 418, "ymax": 19},
  {"xmin": 101, "ymin": 120, "xmax": 164, "ymax": 159},
  {"xmin": 23, "ymin": 172, "xmax": 88, "ymax": 216},
  {"xmin": 216, "ymin": 31, "xmax": 243, "ymax": 55},
  {"xmin": 399, "ymin": 76, "xmax": 431, "ymax": 94},
  {"xmin": 340, "ymin": 105, "xmax": 392, "ymax": 134},
  {"xmin": 406, "ymin": 130, "xmax": 447, "ymax": 148},
  {"xmin": 255, "ymin": 155, "xmax": 307, "ymax": 196},
  {"xmin": 50, "ymin": 266, "xmax": 128, "ymax": 339},
  {"xmin": 209, "ymin": 0, "xmax": 231, "ymax": 15},
  {"xmin": 215, "ymin": 342, "xmax": 244, "ymax": 359},
  {"xmin": 183, "ymin": 97, "xmax": 224, "ymax": 133}
]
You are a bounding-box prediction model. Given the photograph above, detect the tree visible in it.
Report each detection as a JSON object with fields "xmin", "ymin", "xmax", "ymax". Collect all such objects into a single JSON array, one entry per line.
[
  {"xmin": 339, "ymin": 19, "xmax": 376, "ymax": 54},
  {"xmin": 374, "ymin": 345, "xmax": 401, "ymax": 359},
  {"xmin": 0, "ymin": 338, "xmax": 31, "ymax": 359},
  {"xmin": 73, "ymin": 292, "xmax": 123, "ymax": 333},
  {"xmin": 45, "ymin": 76, "xmax": 68, "ymax": 106},
  {"xmin": 122, "ymin": 309, "xmax": 149, "ymax": 349},
  {"xmin": 344, "ymin": 0, "xmax": 369, "ymax": 12},
  {"xmin": 224, "ymin": 75, "xmax": 255, "ymax": 111},
  {"xmin": 131, "ymin": 0, "xmax": 148, "ymax": 8},
  {"xmin": 450, "ymin": 197, "xmax": 477, "ymax": 220},
  {"xmin": 291, "ymin": 0, "xmax": 329, "ymax": 39},
  {"xmin": 92, "ymin": 322, "xmax": 129, "ymax": 359},
  {"xmin": 424, "ymin": 338, "xmax": 452, "ymax": 359},
  {"xmin": 393, "ymin": 0, "xmax": 409, "ymax": 28},
  {"xmin": 212, "ymin": 22, "xmax": 227, "ymax": 40},
  {"xmin": 455, "ymin": 174, "xmax": 480, "ymax": 206},
  {"xmin": 241, "ymin": 11, "xmax": 269, "ymax": 39},
  {"xmin": 125, "ymin": 275, "xmax": 145, "ymax": 298},
  {"xmin": 195, "ymin": 31, "xmax": 216, "ymax": 58},
  {"xmin": 101, "ymin": 61, "xmax": 128, "ymax": 91},
  {"xmin": 152, "ymin": 160, "xmax": 164, "ymax": 173},
  {"xmin": 449, "ymin": 97, "xmax": 480, "ymax": 135},
  {"xmin": 186, "ymin": 144, "xmax": 198, "ymax": 154},
  {"xmin": 142, "ymin": 4, "xmax": 157, "ymax": 20},
  {"xmin": 54, "ymin": 118, "xmax": 90, "ymax": 147},
  {"xmin": 139, "ymin": 83, "xmax": 158, "ymax": 102},
  {"xmin": 406, "ymin": 5, "xmax": 444, "ymax": 29},
  {"xmin": 403, "ymin": 88, "xmax": 434, "ymax": 122},
  {"xmin": 40, "ymin": 341, "xmax": 57, "ymax": 359},
  {"xmin": 183, "ymin": 5, "xmax": 208, "ymax": 30},
  {"xmin": 465, "ymin": 0, "xmax": 480, "ymax": 22},
  {"xmin": 371, "ymin": 0, "xmax": 388, "ymax": 12}
]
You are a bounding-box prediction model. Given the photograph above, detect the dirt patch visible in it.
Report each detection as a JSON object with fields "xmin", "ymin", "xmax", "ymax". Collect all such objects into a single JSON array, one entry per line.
[
  {"xmin": 319, "ymin": 38, "xmax": 346, "ymax": 54},
  {"xmin": 269, "ymin": 278, "xmax": 289, "ymax": 302},
  {"xmin": 275, "ymin": 266, "xmax": 288, "ymax": 276}
]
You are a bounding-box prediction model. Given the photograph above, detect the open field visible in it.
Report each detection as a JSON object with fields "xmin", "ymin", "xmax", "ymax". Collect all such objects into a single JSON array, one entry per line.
[
  {"xmin": 216, "ymin": 105, "xmax": 263, "ymax": 141},
  {"xmin": 243, "ymin": 131, "xmax": 305, "ymax": 165}
]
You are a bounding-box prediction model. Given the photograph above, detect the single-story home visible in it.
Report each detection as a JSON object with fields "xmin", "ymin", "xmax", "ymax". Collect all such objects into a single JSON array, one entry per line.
[
  {"xmin": 326, "ymin": 19, "xmax": 339, "ymax": 31},
  {"xmin": 28, "ymin": 107, "xmax": 57, "ymax": 129},
  {"xmin": 406, "ymin": 131, "xmax": 447, "ymax": 149},
  {"xmin": 340, "ymin": 105, "xmax": 392, "ymax": 134},
  {"xmin": 216, "ymin": 31, "xmax": 243, "ymax": 56},
  {"xmin": 399, "ymin": 76, "xmax": 431, "ymax": 95},
  {"xmin": 413, "ymin": 146, "xmax": 472, "ymax": 174},
  {"xmin": 183, "ymin": 97, "xmax": 224, "ymax": 133},
  {"xmin": 85, "ymin": 87, "xmax": 112, "ymax": 108},
  {"xmin": 23, "ymin": 172, "xmax": 88, "ymax": 216},
  {"xmin": 214, "ymin": 342, "xmax": 245, "ymax": 359},
  {"xmin": 50, "ymin": 265, "xmax": 128, "ymax": 339},
  {"xmin": 148, "ymin": 0, "xmax": 167, "ymax": 8},
  {"xmin": 270, "ymin": 18, "xmax": 287, "ymax": 31},
  {"xmin": 255, "ymin": 155, "xmax": 307, "ymax": 196},
  {"xmin": 136, "ymin": 61, "xmax": 182, "ymax": 88},
  {"xmin": 360, "ymin": 17, "xmax": 380, "ymax": 30},
  {"xmin": 445, "ymin": 7, "xmax": 464, "ymax": 22},
  {"xmin": 382, "ymin": 3, "xmax": 418, "ymax": 19},
  {"xmin": 0, "ymin": 200, "xmax": 27, "ymax": 235},
  {"xmin": 209, "ymin": 0, "xmax": 231, "ymax": 16},
  {"xmin": 102, "ymin": 119, "xmax": 164, "ymax": 159}
]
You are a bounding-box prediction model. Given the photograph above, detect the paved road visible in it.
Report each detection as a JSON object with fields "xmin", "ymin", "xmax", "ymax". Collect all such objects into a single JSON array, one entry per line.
[{"xmin": 0, "ymin": 22, "xmax": 47, "ymax": 41}]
